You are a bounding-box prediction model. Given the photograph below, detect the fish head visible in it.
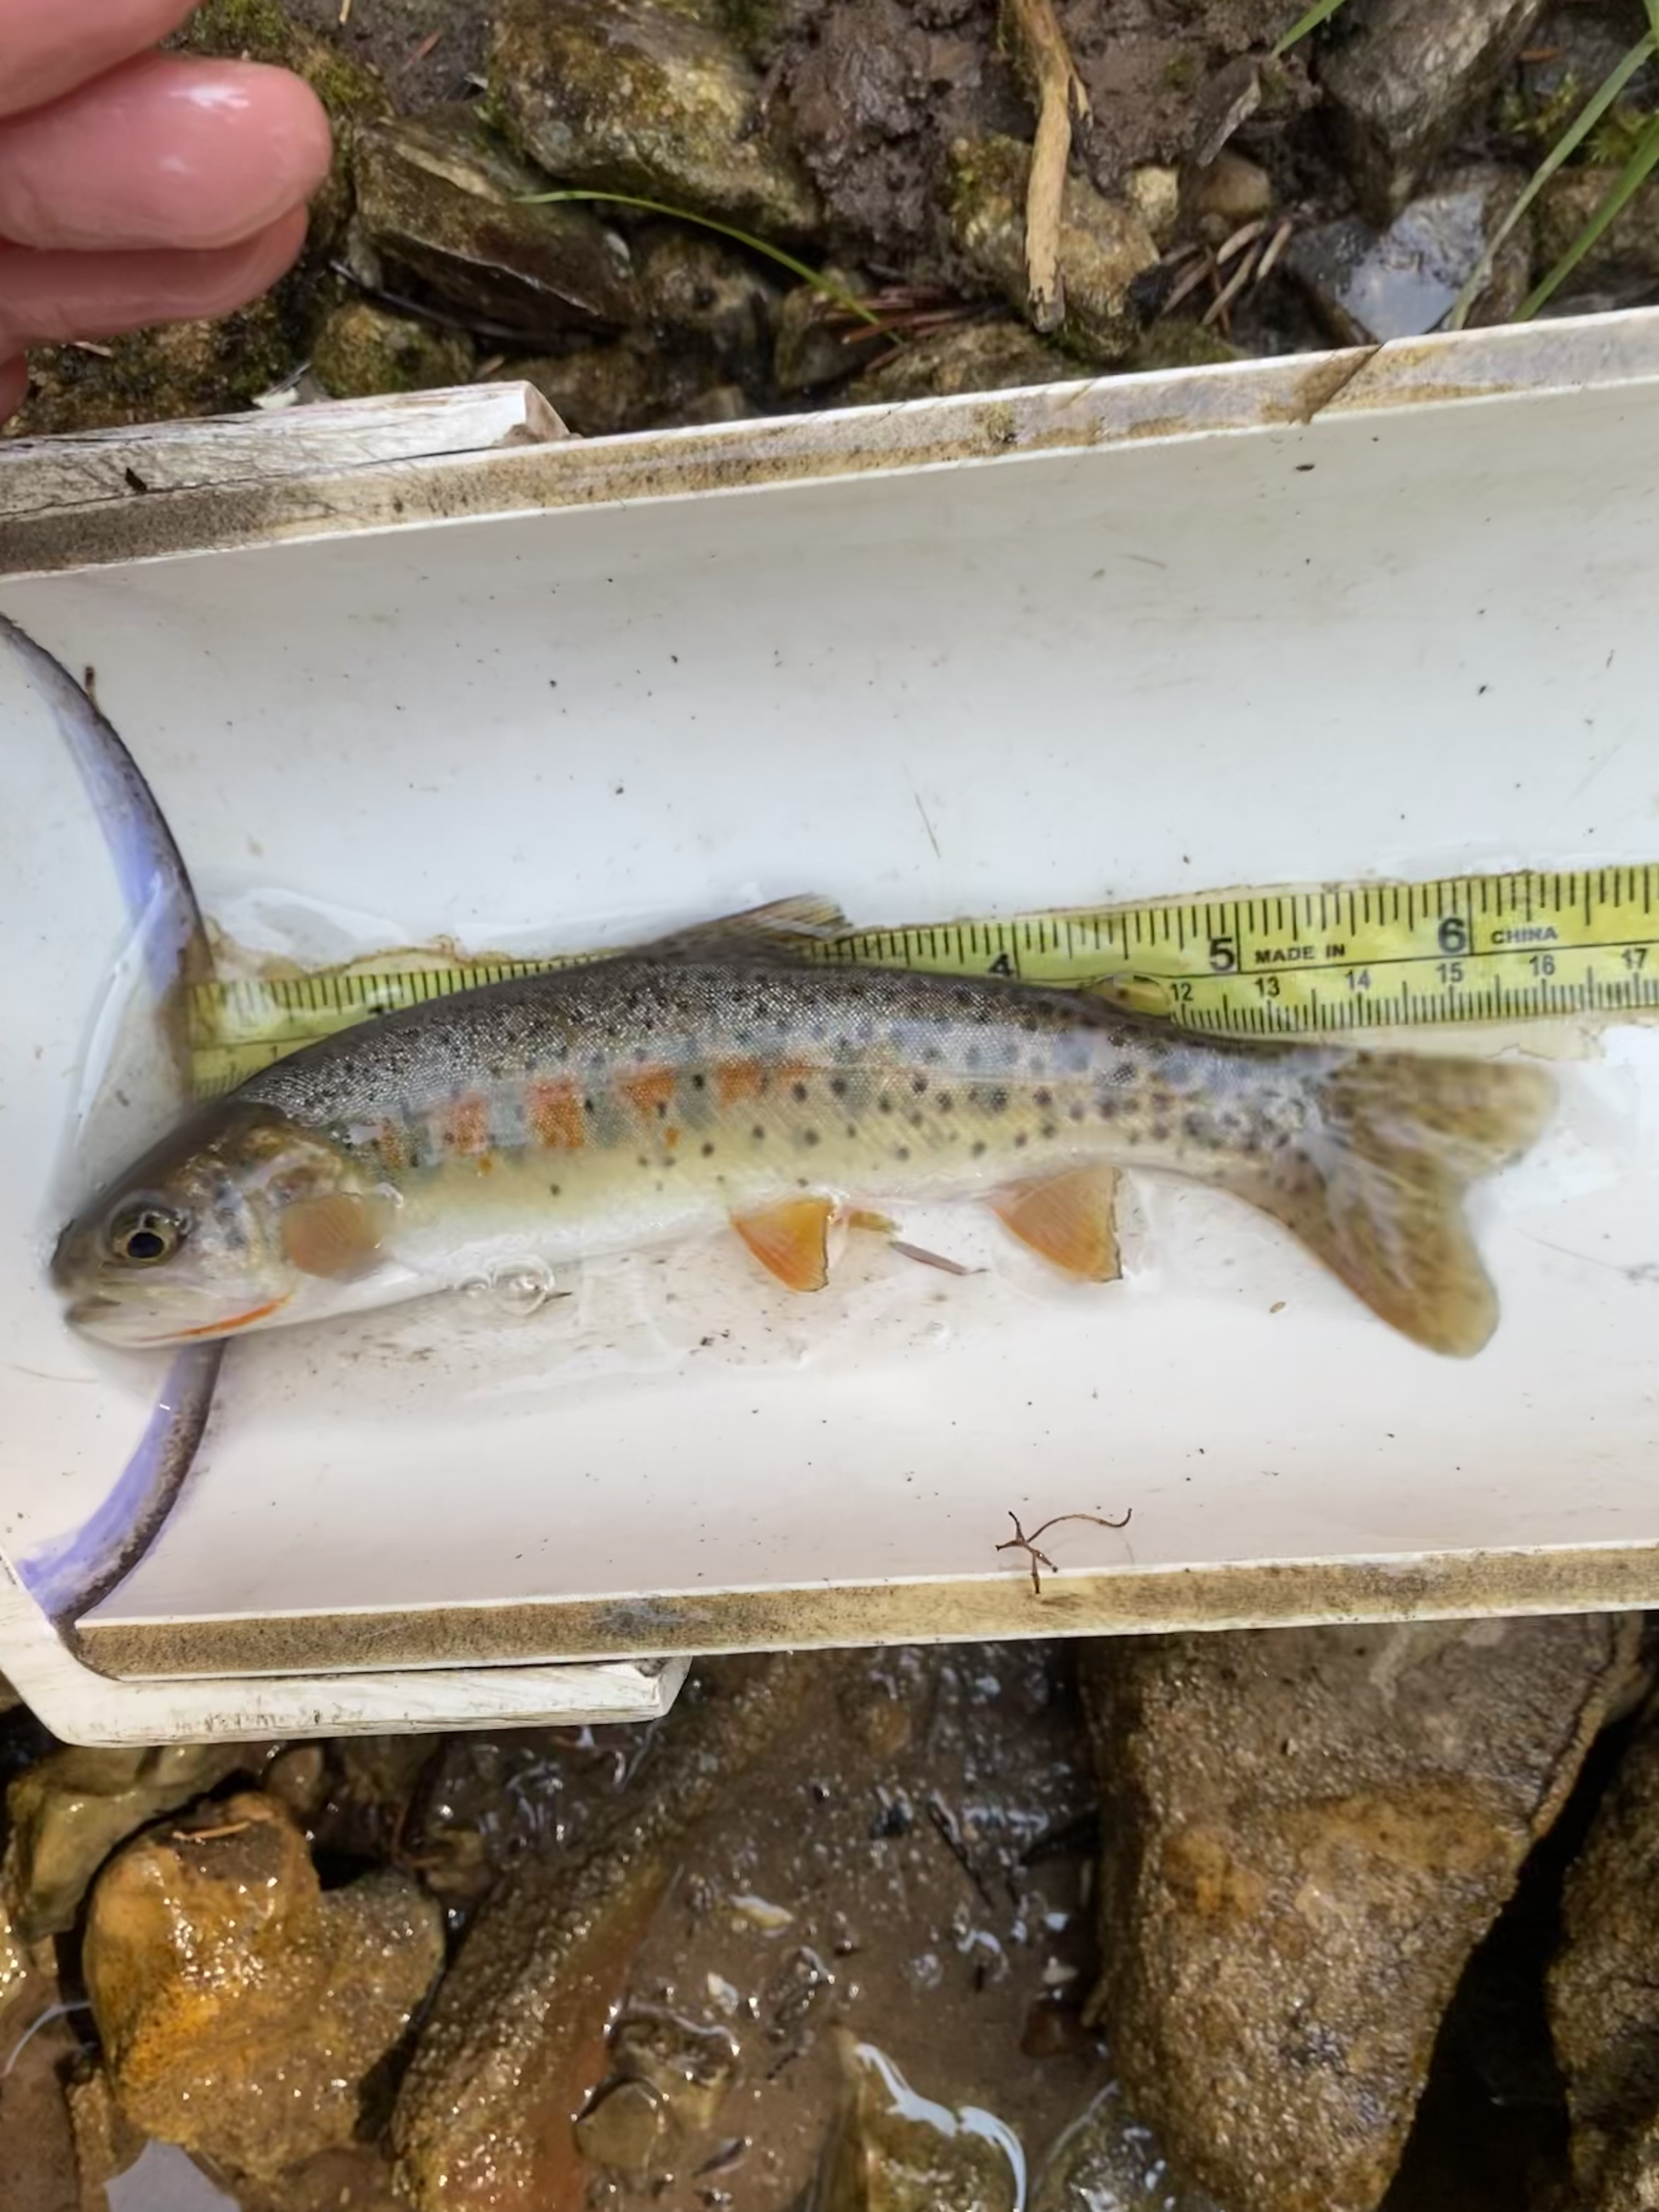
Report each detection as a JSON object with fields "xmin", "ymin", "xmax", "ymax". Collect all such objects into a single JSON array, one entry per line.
[{"xmin": 52, "ymin": 1103, "xmax": 388, "ymax": 1347}]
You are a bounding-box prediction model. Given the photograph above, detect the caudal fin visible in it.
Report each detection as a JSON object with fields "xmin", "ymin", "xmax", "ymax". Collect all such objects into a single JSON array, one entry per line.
[{"xmin": 1223, "ymin": 1052, "xmax": 1555, "ymax": 1356}]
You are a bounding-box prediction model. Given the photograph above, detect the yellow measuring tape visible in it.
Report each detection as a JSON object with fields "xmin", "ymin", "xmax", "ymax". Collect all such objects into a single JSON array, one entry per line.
[{"xmin": 188, "ymin": 866, "xmax": 1659, "ymax": 1096}]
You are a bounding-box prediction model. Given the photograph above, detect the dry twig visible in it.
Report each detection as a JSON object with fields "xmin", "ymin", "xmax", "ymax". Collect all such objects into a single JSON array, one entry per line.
[
  {"xmin": 997, "ymin": 1507, "xmax": 1132, "ymax": 1597},
  {"xmin": 1001, "ymin": 0, "xmax": 1091, "ymax": 332}
]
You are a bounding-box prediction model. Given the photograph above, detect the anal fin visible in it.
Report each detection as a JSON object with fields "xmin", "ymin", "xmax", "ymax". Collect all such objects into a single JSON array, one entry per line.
[
  {"xmin": 989, "ymin": 1166, "xmax": 1121, "ymax": 1282},
  {"xmin": 732, "ymin": 1195, "xmax": 836, "ymax": 1291}
]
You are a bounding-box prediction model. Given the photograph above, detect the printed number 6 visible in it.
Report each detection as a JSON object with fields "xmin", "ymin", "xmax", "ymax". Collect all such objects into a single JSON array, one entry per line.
[{"xmin": 1437, "ymin": 915, "xmax": 1469, "ymax": 955}]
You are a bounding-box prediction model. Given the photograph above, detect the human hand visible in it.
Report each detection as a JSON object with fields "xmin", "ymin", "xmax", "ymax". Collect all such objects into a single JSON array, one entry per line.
[{"xmin": 1, "ymin": 0, "xmax": 331, "ymax": 425}]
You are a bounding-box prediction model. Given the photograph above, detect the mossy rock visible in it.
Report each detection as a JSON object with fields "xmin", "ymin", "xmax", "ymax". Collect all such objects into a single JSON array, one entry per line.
[
  {"xmin": 488, "ymin": 0, "xmax": 821, "ymax": 244},
  {"xmin": 311, "ymin": 302, "xmax": 475, "ymax": 398},
  {"xmin": 946, "ymin": 135, "xmax": 1158, "ymax": 367}
]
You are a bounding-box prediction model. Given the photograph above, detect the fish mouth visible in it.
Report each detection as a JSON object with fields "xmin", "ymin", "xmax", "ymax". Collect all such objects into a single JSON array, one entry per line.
[{"xmin": 63, "ymin": 1290, "xmax": 290, "ymax": 1345}]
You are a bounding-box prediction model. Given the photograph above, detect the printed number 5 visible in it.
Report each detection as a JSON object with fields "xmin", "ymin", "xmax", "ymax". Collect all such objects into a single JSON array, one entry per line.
[{"xmin": 1209, "ymin": 934, "xmax": 1237, "ymax": 973}]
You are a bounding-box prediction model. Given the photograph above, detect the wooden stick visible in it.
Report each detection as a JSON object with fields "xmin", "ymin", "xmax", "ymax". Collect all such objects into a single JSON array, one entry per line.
[{"xmin": 1002, "ymin": 0, "xmax": 1091, "ymax": 333}]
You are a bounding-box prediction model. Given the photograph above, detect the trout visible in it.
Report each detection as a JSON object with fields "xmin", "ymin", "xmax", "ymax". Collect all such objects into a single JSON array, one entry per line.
[{"xmin": 52, "ymin": 897, "xmax": 1555, "ymax": 1357}]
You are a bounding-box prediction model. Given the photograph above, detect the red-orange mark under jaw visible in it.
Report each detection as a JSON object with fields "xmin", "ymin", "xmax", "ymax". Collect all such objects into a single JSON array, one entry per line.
[{"xmin": 153, "ymin": 1294, "xmax": 291, "ymax": 1342}]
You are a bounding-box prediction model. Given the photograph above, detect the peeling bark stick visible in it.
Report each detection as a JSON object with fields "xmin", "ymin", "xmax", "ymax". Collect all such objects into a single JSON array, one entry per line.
[{"xmin": 1002, "ymin": 0, "xmax": 1090, "ymax": 332}]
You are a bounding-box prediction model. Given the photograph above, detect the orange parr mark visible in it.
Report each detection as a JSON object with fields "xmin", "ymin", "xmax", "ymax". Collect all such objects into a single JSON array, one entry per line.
[
  {"xmin": 621, "ymin": 1068, "xmax": 677, "ymax": 1120},
  {"xmin": 373, "ymin": 1117, "xmax": 409, "ymax": 1173},
  {"xmin": 163, "ymin": 1295, "xmax": 290, "ymax": 1341},
  {"xmin": 444, "ymin": 1092, "xmax": 492, "ymax": 1157},
  {"xmin": 714, "ymin": 1059, "xmax": 765, "ymax": 1108},
  {"xmin": 527, "ymin": 1079, "xmax": 584, "ymax": 1151}
]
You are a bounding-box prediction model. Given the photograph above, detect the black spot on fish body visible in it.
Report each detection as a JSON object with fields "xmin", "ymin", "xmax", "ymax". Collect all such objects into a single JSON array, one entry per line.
[
  {"xmin": 971, "ymin": 1140, "xmax": 987, "ymax": 1158},
  {"xmin": 896, "ymin": 1146, "xmax": 911, "ymax": 1161},
  {"xmin": 802, "ymin": 1130, "xmax": 820, "ymax": 1146},
  {"xmin": 792, "ymin": 1082, "xmax": 809, "ymax": 1104},
  {"xmin": 752, "ymin": 1126, "xmax": 766, "ymax": 1142},
  {"xmin": 702, "ymin": 1142, "xmax": 716, "ymax": 1157},
  {"xmin": 912, "ymin": 1074, "xmax": 928, "ymax": 1094},
  {"xmin": 1014, "ymin": 1132, "xmax": 1029, "ymax": 1148}
]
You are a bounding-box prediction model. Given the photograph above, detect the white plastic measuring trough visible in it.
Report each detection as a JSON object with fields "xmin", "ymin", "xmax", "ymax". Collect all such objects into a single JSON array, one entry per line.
[{"xmin": 2, "ymin": 312, "xmax": 1658, "ymax": 1744}]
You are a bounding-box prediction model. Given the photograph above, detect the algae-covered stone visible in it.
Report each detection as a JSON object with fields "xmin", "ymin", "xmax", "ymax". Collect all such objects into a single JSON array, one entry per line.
[
  {"xmin": 1083, "ymin": 1616, "xmax": 1639, "ymax": 2212},
  {"xmin": 312, "ymin": 302, "xmax": 475, "ymax": 398},
  {"xmin": 489, "ymin": 0, "xmax": 821, "ymax": 242},
  {"xmin": 633, "ymin": 227, "xmax": 779, "ymax": 382},
  {"xmin": 501, "ymin": 340, "xmax": 709, "ymax": 435},
  {"xmin": 843, "ymin": 320, "xmax": 1077, "ymax": 405},
  {"xmin": 85, "ymin": 1791, "xmax": 443, "ymax": 2183},
  {"xmin": 8, "ymin": 297, "xmax": 303, "ymax": 437},
  {"xmin": 354, "ymin": 111, "xmax": 637, "ymax": 338},
  {"xmin": 3, "ymin": 1742, "xmax": 247, "ymax": 1941},
  {"xmin": 1127, "ymin": 319, "xmax": 1242, "ymax": 371},
  {"xmin": 946, "ymin": 136, "xmax": 1157, "ymax": 366}
]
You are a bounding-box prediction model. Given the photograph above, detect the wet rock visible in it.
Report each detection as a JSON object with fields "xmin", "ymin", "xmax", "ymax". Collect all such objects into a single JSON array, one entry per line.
[
  {"xmin": 489, "ymin": 0, "xmax": 820, "ymax": 242},
  {"xmin": 1032, "ymin": 2083, "xmax": 1220, "ymax": 2212},
  {"xmin": 775, "ymin": 276, "xmax": 890, "ymax": 392},
  {"xmin": 392, "ymin": 1655, "xmax": 815, "ymax": 2212},
  {"xmin": 224, "ymin": 2147, "xmax": 404, "ymax": 2212},
  {"xmin": 353, "ymin": 112, "xmax": 637, "ymax": 340},
  {"xmin": 1534, "ymin": 168, "xmax": 1659, "ymax": 296},
  {"xmin": 263, "ymin": 1745, "xmax": 328, "ymax": 1824},
  {"xmin": 1318, "ymin": 0, "xmax": 1549, "ymax": 223},
  {"xmin": 611, "ymin": 2008, "xmax": 738, "ymax": 2132},
  {"xmin": 1549, "ymin": 1718, "xmax": 1659, "ymax": 2205},
  {"xmin": 1184, "ymin": 150, "xmax": 1274, "ymax": 230},
  {"xmin": 1288, "ymin": 165, "xmax": 1531, "ymax": 343},
  {"xmin": 633, "ymin": 225, "xmax": 780, "ymax": 383},
  {"xmin": 3, "ymin": 1744, "xmax": 247, "ymax": 1942},
  {"xmin": 809, "ymin": 2036, "xmax": 1021, "ymax": 2211},
  {"xmin": 84, "ymin": 1791, "xmax": 443, "ymax": 2182},
  {"xmin": 946, "ymin": 136, "xmax": 1158, "ymax": 365},
  {"xmin": 65, "ymin": 2068, "xmax": 146, "ymax": 2211},
  {"xmin": 312, "ymin": 303, "xmax": 475, "ymax": 398},
  {"xmin": 1083, "ymin": 1617, "xmax": 1639, "ymax": 2212},
  {"xmin": 842, "ymin": 320, "xmax": 1077, "ymax": 404},
  {"xmin": 575, "ymin": 2077, "xmax": 665, "ymax": 2172}
]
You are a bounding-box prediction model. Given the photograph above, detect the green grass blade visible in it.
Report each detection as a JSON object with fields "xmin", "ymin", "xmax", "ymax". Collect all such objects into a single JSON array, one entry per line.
[
  {"xmin": 1272, "ymin": 0, "xmax": 1352, "ymax": 59},
  {"xmin": 1519, "ymin": 104, "xmax": 1659, "ymax": 316},
  {"xmin": 1446, "ymin": 30, "xmax": 1655, "ymax": 330},
  {"xmin": 519, "ymin": 189, "xmax": 888, "ymax": 331}
]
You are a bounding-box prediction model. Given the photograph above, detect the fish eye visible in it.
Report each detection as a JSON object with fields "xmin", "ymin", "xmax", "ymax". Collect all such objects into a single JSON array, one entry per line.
[{"xmin": 108, "ymin": 1201, "xmax": 188, "ymax": 1268}]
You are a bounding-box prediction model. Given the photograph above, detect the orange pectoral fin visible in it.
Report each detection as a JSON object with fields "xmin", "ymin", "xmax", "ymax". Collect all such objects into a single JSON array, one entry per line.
[
  {"xmin": 279, "ymin": 1192, "xmax": 392, "ymax": 1281},
  {"xmin": 989, "ymin": 1165, "xmax": 1122, "ymax": 1282},
  {"xmin": 732, "ymin": 1196, "xmax": 836, "ymax": 1292}
]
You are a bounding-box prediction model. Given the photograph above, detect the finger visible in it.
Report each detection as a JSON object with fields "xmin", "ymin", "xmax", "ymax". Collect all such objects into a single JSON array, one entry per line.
[
  {"xmin": 0, "ymin": 353, "xmax": 25, "ymax": 425},
  {"xmin": 0, "ymin": 57, "xmax": 331, "ymax": 252},
  {"xmin": 0, "ymin": 0, "xmax": 202, "ymax": 121},
  {"xmin": 0, "ymin": 207, "xmax": 308, "ymax": 352}
]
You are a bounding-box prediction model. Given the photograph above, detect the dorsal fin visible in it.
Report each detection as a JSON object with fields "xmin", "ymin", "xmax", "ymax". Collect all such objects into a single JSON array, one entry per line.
[{"xmin": 639, "ymin": 895, "xmax": 849, "ymax": 963}]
